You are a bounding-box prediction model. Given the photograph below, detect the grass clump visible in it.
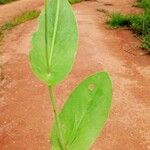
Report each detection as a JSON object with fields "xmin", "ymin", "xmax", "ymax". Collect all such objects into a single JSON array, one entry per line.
[
  {"xmin": 107, "ymin": 0, "xmax": 150, "ymax": 52},
  {"xmin": 0, "ymin": 10, "xmax": 40, "ymax": 41},
  {"xmin": 1, "ymin": 10, "xmax": 40, "ymax": 30},
  {"xmin": 107, "ymin": 13, "xmax": 130, "ymax": 28},
  {"xmin": 130, "ymin": 11, "xmax": 150, "ymax": 35},
  {"xmin": 0, "ymin": 0, "xmax": 17, "ymax": 4},
  {"xmin": 136, "ymin": 0, "xmax": 150, "ymax": 9},
  {"xmin": 143, "ymin": 34, "xmax": 150, "ymax": 50},
  {"xmin": 68, "ymin": 0, "xmax": 81, "ymax": 4}
]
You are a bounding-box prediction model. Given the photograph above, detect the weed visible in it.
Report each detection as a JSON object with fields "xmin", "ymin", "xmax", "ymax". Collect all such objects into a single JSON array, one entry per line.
[
  {"xmin": 69, "ymin": 0, "xmax": 81, "ymax": 4},
  {"xmin": 130, "ymin": 11, "xmax": 150, "ymax": 35},
  {"xmin": 136, "ymin": 0, "xmax": 150, "ymax": 9},
  {"xmin": 0, "ymin": 10, "xmax": 40, "ymax": 41},
  {"xmin": 29, "ymin": 0, "xmax": 112, "ymax": 149},
  {"xmin": 107, "ymin": 13, "xmax": 130, "ymax": 28},
  {"xmin": 0, "ymin": 0, "xmax": 17, "ymax": 4},
  {"xmin": 107, "ymin": 0, "xmax": 150, "ymax": 52},
  {"xmin": 143, "ymin": 34, "xmax": 150, "ymax": 51},
  {"xmin": 1, "ymin": 10, "xmax": 40, "ymax": 30}
]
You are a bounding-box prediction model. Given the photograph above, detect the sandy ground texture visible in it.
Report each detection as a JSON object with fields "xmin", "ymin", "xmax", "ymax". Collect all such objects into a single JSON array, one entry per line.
[{"xmin": 0, "ymin": 0, "xmax": 150, "ymax": 150}]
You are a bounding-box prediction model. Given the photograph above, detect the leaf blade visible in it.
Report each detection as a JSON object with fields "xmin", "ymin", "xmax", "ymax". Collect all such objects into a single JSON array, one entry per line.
[
  {"xmin": 51, "ymin": 72, "xmax": 112, "ymax": 150},
  {"xmin": 29, "ymin": 0, "xmax": 78, "ymax": 85}
]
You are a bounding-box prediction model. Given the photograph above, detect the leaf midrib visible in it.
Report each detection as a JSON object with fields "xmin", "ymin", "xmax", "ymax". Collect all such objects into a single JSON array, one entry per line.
[
  {"xmin": 68, "ymin": 89, "xmax": 104, "ymax": 147},
  {"xmin": 48, "ymin": 0, "xmax": 60, "ymax": 71}
]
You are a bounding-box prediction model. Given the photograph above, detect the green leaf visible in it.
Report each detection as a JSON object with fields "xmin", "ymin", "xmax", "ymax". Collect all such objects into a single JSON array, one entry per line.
[
  {"xmin": 51, "ymin": 72, "xmax": 112, "ymax": 150},
  {"xmin": 29, "ymin": 0, "xmax": 78, "ymax": 85}
]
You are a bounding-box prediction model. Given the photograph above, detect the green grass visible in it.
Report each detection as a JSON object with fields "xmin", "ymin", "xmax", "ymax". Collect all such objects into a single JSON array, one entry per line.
[
  {"xmin": 107, "ymin": 0, "xmax": 150, "ymax": 52},
  {"xmin": 107, "ymin": 13, "xmax": 130, "ymax": 28},
  {"xmin": 68, "ymin": 0, "xmax": 81, "ymax": 4},
  {"xmin": 135, "ymin": 0, "xmax": 150, "ymax": 9},
  {"xmin": 1, "ymin": 10, "xmax": 40, "ymax": 30},
  {"xmin": 0, "ymin": 10, "xmax": 40, "ymax": 41},
  {"xmin": 0, "ymin": 0, "xmax": 17, "ymax": 4}
]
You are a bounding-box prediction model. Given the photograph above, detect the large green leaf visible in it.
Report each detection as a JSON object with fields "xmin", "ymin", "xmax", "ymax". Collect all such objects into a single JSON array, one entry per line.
[
  {"xmin": 29, "ymin": 0, "xmax": 78, "ymax": 85},
  {"xmin": 51, "ymin": 72, "xmax": 112, "ymax": 150}
]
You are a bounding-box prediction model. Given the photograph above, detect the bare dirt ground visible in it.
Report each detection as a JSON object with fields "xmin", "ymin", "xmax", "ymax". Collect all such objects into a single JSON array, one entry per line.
[{"xmin": 0, "ymin": 0, "xmax": 150, "ymax": 150}]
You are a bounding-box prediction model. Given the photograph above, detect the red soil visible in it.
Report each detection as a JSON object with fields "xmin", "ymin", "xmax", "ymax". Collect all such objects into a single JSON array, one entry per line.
[{"xmin": 0, "ymin": 0, "xmax": 150, "ymax": 150}]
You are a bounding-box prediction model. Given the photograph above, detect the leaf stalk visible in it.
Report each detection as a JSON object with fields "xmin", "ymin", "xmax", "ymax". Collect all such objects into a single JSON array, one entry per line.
[
  {"xmin": 45, "ymin": 0, "xmax": 65, "ymax": 149},
  {"xmin": 48, "ymin": 86, "xmax": 66, "ymax": 150}
]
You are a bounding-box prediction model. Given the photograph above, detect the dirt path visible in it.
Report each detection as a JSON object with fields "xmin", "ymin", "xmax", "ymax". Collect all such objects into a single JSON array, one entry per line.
[{"xmin": 1, "ymin": 0, "xmax": 150, "ymax": 150}]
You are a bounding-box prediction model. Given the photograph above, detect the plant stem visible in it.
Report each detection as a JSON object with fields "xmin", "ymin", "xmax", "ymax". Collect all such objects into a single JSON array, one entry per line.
[
  {"xmin": 48, "ymin": 86, "xmax": 66, "ymax": 150},
  {"xmin": 44, "ymin": 0, "xmax": 65, "ymax": 148}
]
